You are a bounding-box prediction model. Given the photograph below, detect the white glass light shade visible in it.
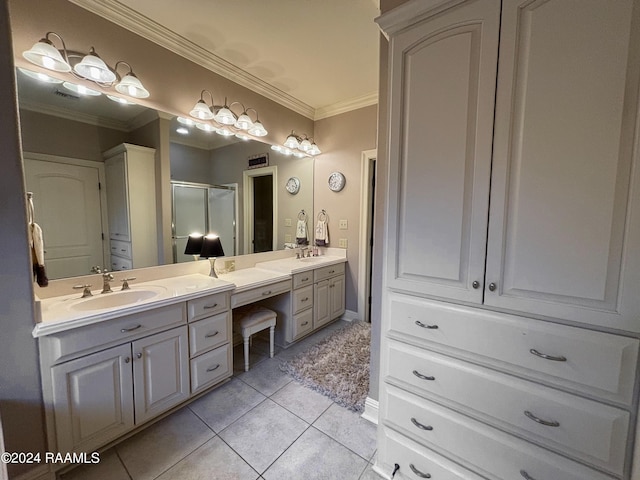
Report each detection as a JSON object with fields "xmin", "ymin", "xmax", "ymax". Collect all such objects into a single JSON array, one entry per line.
[
  {"xmin": 18, "ymin": 68, "xmax": 63, "ymax": 84},
  {"xmin": 284, "ymin": 133, "xmax": 299, "ymax": 149},
  {"xmin": 74, "ymin": 51, "xmax": 116, "ymax": 83},
  {"xmin": 235, "ymin": 133, "xmax": 251, "ymax": 141},
  {"xmin": 196, "ymin": 122, "xmax": 215, "ymax": 132},
  {"xmin": 107, "ymin": 94, "xmax": 136, "ymax": 105},
  {"xmin": 293, "ymin": 151, "xmax": 307, "ymax": 158},
  {"xmin": 23, "ymin": 40, "xmax": 71, "ymax": 72},
  {"xmin": 115, "ymin": 73, "xmax": 149, "ymax": 98},
  {"xmin": 248, "ymin": 120, "xmax": 268, "ymax": 137},
  {"xmin": 177, "ymin": 116, "xmax": 195, "ymax": 126},
  {"xmin": 62, "ymin": 81, "xmax": 101, "ymax": 96},
  {"xmin": 190, "ymin": 100, "xmax": 214, "ymax": 120},
  {"xmin": 214, "ymin": 106, "xmax": 237, "ymax": 125},
  {"xmin": 216, "ymin": 127, "xmax": 235, "ymax": 137},
  {"xmin": 299, "ymin": 138, "xmax": 311, "ymax": 152},
  {"xmin": 176, "ymin": 127, "xmax": 189, "ymax": 135},
  {"xmin": 308, "ymin": 143, "xmax": 321, "ymax": 156},
  {"xmin": 234, "ymin": 113, "xmax": 253, "ymax": 130}
]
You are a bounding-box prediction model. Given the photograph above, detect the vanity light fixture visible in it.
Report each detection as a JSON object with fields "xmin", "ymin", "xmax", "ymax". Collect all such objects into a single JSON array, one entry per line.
[
  {"xmin": 18, "ymin": 67, "xmax": 62, "ymax": 84},
  {"xmin": 106, "ymin": 94, "xmax": 136, "ymax": 105},
  {"xmin": 22, "ymin": 31, "xmax": 151, "ymax": 99},
  {"xmin": 176, "ymin": 127, "xmax": 189, "ymax": 135},
  {"xmin": 188, "ymin": 91, "xmax": 268, "ymax": 138},
  {"xmin": 279, "ymin": 131, "xmax": 322, "ymax": 156},
  {"xmin": 62, "ymin": 81, "xmax": 101, "ymax": 96}
]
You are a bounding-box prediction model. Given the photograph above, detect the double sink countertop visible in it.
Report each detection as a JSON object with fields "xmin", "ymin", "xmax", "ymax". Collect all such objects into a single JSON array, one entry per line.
[{"xmin": 33, "ymin": 254, "xmax": 346, "ymax": 337}]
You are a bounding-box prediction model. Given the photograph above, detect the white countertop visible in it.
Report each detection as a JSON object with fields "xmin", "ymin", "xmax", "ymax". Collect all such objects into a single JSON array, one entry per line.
[{"xmin": 33, "ymin": 254, "xmax": 347, "ymax": 338}]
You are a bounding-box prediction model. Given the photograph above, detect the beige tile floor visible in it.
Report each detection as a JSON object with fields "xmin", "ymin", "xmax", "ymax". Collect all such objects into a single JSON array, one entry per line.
[{"xmin": 59, "ymin": 320, "xmax": 379, "ymax": 480}]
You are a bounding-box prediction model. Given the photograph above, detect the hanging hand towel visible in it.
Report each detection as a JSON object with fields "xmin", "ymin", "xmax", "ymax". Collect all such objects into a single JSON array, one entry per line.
[
  {"xmin": 30, "ymin": 222, "xmax": 48, "ymax": 287},
  {"xmin": 296, "ymin": 219, "xmax": 308, "ymax": 245},
  {"xmin": 315, "ymin": 220, "xmax": 329, "ymax": 246}
]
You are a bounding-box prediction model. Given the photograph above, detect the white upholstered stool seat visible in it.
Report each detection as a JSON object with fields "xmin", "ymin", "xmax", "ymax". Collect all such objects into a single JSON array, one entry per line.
[{"xmin": 233, "ymin": 305, "xmax": 277, "ymax": 372}]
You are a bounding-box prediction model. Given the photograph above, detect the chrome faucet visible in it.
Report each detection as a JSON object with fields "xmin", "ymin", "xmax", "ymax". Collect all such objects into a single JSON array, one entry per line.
[
  {"xmin": 91, "ymin": 266, "xmax": 114, "ymax": 293},
  {"xmin": 298, "ymin": 247, "xmax": 310, "ymax": 259}
]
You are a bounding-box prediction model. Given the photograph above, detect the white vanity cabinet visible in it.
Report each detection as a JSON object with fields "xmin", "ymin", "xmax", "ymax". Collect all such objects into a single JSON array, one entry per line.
[
  {"xmin": 376, "ymin": 0, "xmax": 640, "ymax": 479},
  {"xmin": 313, "ymin": 263, "xmax": 345, "ymax": 329},
  {"xmin": 104, "ymin": 143, "xmax": 158, "ymax": 270}
]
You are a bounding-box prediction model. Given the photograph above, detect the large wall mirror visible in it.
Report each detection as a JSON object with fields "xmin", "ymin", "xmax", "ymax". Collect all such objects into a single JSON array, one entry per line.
[{"xmin": 17, "ymin": 69, "xmax": 314, "ymax": 280}]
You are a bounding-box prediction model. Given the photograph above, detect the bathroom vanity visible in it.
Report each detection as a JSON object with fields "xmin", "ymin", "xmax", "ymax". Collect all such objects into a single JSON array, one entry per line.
[{"xmin": 32, "ymin": 251, "xmax": 346, "ymax": 465}]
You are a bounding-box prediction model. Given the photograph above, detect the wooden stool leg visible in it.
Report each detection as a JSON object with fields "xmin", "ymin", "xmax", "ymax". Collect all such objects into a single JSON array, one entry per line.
[
  {"xmin": 269, "ymin": 325, "xmax": 275, "ymax": 358},
  {"xmin": 243, "ymin": 335, "xmax": 250, "ymax": 372}
]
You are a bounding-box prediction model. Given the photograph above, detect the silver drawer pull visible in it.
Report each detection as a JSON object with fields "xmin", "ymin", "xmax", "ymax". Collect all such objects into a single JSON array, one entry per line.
[
  {"xmin": 529, "ymin": 349, "xmax": 566, "ymax": 362},
  {"xmin": 410, "ymin": 417, "xmax": 433, "ymax": 431},
  {"xmin": 205, "ymin": 331, "xmax": 220, "ymax": 338},
  {"xmin": 409, "ymin": 464, "xmax": 431, "ymax": 478},
  {"xmin": 262, "ymin": 290, "xmax": 272, "ymax": 296},
  {"xmin": 415, "ymin": 320, "xmax": 438, "ymax": 329},
  {"xmin": 203, "ymin": 303, "xmax": 219, "ymax": 309},
  {"xmin": 207, "ymin": 364, "xmax": 221, "ymax": 372},
  {"xmin": 329, "ymin": 269, "xmax": 335, "ymax": 274},
  {"xmin": 412, "ymin": 370, "xmax": 435, "ymax": 381},
  {"xmin": 520, "ymin": 470, "xmax": 537, "ymax": 480},
  {"xmin": 301, "ymin": 297, "xmax": 309, "ymax": 302},
  {"xmin": 120, "ymin": 324, "xmax": 142, "ymax": 333},
  {"xmin": 302, "ymin": 277, "xmax": 309, "ymax": 281},
  {"xmin": 524, "ymin": 410, "xmax": 560, "ymax": 427},
  {"xmin": 301, "ymin": 321, "xmax": 309, "ymax": 326}
]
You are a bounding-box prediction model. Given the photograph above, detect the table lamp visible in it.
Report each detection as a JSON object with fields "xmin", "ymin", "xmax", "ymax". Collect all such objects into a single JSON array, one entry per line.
[
  {"xmin": 200, "ymin": 234, "xmax": 224, "ymax": 277},
  {"xmin": 184, "ymin": 233, "xmax": 204, "ymax": 261}
]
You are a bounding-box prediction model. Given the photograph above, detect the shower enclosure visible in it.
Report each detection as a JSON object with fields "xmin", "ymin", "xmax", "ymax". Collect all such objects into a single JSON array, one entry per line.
[{"xmin": 172, "ymin": 182, "xmax": 237, "ymax": 263}]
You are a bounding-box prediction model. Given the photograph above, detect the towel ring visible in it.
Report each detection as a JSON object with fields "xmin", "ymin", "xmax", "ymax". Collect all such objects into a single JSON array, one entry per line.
[
  {"xmin": 318, "ymin": 210, "xmax": 328, "ymax": 222},
  {"xmin": 298, "ymin": 210, "xmax": 307, "ymax": 221}
]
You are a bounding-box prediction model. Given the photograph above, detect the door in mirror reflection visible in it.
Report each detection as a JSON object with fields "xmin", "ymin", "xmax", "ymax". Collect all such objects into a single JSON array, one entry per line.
[
  {"xmin": 252, "ymin": 175, "xmax": 273, "ymax": 253},
  {"xmin": 172, "ymin": 182, "xmax": 236, "ymax": 263},
  {"xmin": 24, "ymin": 156, "xmax": 106, "ymax": 279}
]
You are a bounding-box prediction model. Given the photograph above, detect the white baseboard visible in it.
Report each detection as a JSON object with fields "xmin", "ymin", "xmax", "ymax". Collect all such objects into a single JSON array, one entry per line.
[
  {"xmin": 361, "ymin": 396, "xmax": 379, "ymax": 425},
  {"xmin": 13, "ymin": 465, "xmax": 53, "ymax": 480},
  {"xmin": 342, "ymin": 309, "xmax": 360, "ymax": 322}
]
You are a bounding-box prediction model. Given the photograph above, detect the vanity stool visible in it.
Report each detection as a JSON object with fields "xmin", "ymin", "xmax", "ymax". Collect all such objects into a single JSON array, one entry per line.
[{"xmin": 233, "ymin": 305, "xmax": 277, "ymax": 372}]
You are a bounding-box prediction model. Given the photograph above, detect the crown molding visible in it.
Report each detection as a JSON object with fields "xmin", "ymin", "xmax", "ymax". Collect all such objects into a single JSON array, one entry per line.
[
  {"xmin": 19, "ymin": 99, "xmax": 130, "ymax": 131},
  {"xmin": 68, "ymin": 0, "xmax": 316, "ymax": 119},
  {"xmin": 314, "ymin": 91, "xmax": 378, "ymax": 120}
]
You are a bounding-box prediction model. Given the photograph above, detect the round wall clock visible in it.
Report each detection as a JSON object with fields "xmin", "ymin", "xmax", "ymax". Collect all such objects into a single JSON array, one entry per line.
[
  {"xmin": 285, "ymin": 176, "xmax": 300, "ymax": 194},
  {"xmin": 328, "ymin": 171, "xmax": 346, "ymax": 192}
]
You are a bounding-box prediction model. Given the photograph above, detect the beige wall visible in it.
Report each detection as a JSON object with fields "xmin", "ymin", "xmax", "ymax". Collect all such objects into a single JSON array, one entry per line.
[
  {"xmin": 314, "ymin": 105, "xmax": 378, "ymax": 313},
  {"xmin": 0, "ymin": 1, "xmax": 48, "ymax": 477}
]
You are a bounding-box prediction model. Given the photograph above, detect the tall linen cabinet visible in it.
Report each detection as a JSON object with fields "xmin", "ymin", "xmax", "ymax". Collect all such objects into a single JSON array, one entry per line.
[{"xmin": 375, "ymin": 1, "xmax": 640, "ymax": 479}]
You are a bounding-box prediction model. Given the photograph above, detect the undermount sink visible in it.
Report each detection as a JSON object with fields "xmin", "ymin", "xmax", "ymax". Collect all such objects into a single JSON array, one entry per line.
[
  {"xmin": 70, "ymin": 287, "xmax": 166, "ymax": 311},
  {"xmin": 299, "ymin": 257, "xmax": 324, "ymax": 263}
]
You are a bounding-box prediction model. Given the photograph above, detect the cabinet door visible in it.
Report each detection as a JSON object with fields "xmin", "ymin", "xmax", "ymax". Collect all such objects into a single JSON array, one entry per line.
[
  {"xmin": 51, "ymin": 344, "xmax": 133, "ymax": 454},
  {"xmin": 314, "ymin": 280, "xmax": 331, "ymax": 328},
  {"xmin": 105, "ymin": 153, "xmax": 131, "ymax": 242},
  {"xmin": 330, "ymin": 275, "xmax": 346, "ymax": 320},
  {"xmin": 132, "ymin": 326, "xmax": 189, "ymax": 424},
  {"xmin": 485, "ymin": 0, "xmax": 640, "ymax": 332},
  {"xmin": 385, "ymin": 0, "xmax": 500, "ymax": 303}
]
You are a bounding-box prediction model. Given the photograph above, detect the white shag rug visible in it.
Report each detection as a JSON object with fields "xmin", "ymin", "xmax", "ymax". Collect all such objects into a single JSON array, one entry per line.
[{"xmin": 280, "ymin": 321, "xmax": 370, "ymax": 412}]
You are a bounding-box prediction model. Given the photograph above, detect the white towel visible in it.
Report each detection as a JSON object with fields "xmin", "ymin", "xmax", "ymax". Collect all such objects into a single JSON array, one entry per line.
[
  {"xmin": 27, "ymin": 195, "xmax": 48, "ymax": 286},
  {"xmin": 315, "ymin": 220, "xmax": 329, "ymax": 246},
  {"xmin": 296, "ymin": 219, "xmax": 308, "ymax": 245}
]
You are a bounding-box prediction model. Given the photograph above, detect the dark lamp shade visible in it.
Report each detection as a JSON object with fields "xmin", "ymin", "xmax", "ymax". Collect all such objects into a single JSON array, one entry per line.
[
  {"xmin": 184, "ymin": 234, "xmax": 204, "ymax": 255},
  {"xmin": 200, "ymin": 235, "xmax": 224, "ymax": 258}
]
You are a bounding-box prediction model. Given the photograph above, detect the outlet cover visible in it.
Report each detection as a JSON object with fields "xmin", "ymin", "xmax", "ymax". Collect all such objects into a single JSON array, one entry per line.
[
  {"xmin": 339, "ymin": 238, "xmax": 348, "ymax": 248},
  {"xmin": 285, "ymin": 234, "xmax": 292, "ymax": 243},
  {"xmin": 224, "ymin": 260, "xmax": 235, "ymax": 272},
  {"xmin": 284, "ymin": 218, "xmax": 292, "ymax": 227},
  {"xmin": 339, "ymin": 219, "xmax": 348, "ymax": 230}
]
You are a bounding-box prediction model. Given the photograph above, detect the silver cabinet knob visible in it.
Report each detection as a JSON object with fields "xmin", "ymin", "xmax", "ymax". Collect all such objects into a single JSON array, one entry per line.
[
  {"xmin": 472, "ymin": 281, "xmax": 480, "ymax": 289},
  {"xmin": 488, "ymin": 282, "xmax": 497, "ymax": 292},
  {"xmin": 124, "ymin": 357, "xmax": 130, "ymax": 363},
  {"xmin": 136, "ymin": 352, "xmax": 142, "ymax": 359}
]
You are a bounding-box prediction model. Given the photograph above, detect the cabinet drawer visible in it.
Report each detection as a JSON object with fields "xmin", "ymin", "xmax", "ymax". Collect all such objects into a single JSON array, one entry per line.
[
  {"xmin": 189, "ymin": 312, "xmax": 230, "ymax": 357},
  {"xmin": 188, "ymin": 292, "xmax": 229, "ymax": 322},
  {"xmin": 293, "ymin": 285, "xmax": 313, "ymax": 314},
  {"xmin": 293, "ymin": 271, "xmax": 313, "ymax": 289},
  {"xmin": 110, "ymin": 256, "xmax": 132, "ymax": 271},
  {"xmin": 388, "ymin": 293, "xmax": 639, "ymax": 405},
  {"xmin": 110, "ymin": 240, "xmax": 132, "ymax": 260},
  {"xmin": 387, "ymin": 342, "xmax": 629, "ymax": 474},
  {"xmin": 231, "ymin": 280, "xmax": 291, "ymax": 308},
  {"xmin": 292, "ymin": 308, "xmax": 313, "ymax": 341},
  {"xmin": 314, "ymin": 262, "xmax": 345, "ymax": 282},
  {"xmin": 377, "ymin": 427, "xmax": 484, "ymax": 480},
  {"xmin": 383, "ymin": 386, "xmax": 615, "ymax": 480},
  {"xmin": 190, "ymin": 344, "xmax": 231, "ymax": 394},
  {"xmin": 48, "ymin": 303, "xmax": 186, "ymax": 363}
]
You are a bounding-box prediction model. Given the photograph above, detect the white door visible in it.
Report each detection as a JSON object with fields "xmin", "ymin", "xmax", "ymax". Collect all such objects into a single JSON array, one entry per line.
[
  {"xmin": 485, "ymin": 0, "xmax": 640, "ymax": 332},
  {"xmin": 132, "ymin": 327, "xmax": 189, "ymax": 424},
  {"xmin": 23, "ymin": 157, "xmax": 105, "ymax": 279},
  {"xmin": 385, "ymin": 0, "xmax": 500, "ymax": 303},
  {"xmin": 51, "ymin": 344, "xmax": 134, "ymax": 454}
]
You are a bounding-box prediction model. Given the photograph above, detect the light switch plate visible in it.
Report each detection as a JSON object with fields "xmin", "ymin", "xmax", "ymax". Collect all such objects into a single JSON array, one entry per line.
[
  {"xmin": 339, "ymin": 238, "xmax": 348, "ymax": 248},
  {"xmin": 284, "ymin": 218, "xmax": 292, "ymax": 227},
  {"xmin": 339, "ymin": 219, "xmax": 348, "ymax": 230}
]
